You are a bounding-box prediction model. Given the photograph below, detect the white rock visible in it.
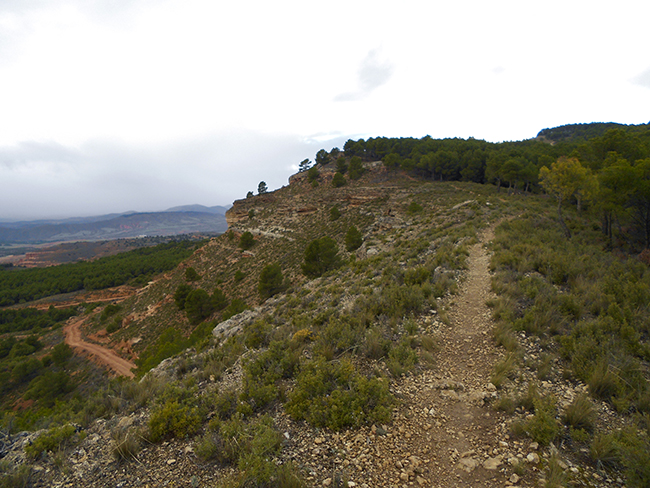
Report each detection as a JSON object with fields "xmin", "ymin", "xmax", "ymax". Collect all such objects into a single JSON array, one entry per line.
[
  {"xmin": 526, "ymin": 453, "xmax": 540, "ymax": 464},
  {"xmin": 483, "ymin": 457, "xmax": 502, "ymax": 470}
]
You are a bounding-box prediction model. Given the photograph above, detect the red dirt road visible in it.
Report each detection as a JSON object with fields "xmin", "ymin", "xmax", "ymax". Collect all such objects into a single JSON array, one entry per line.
[{"xmin": 64, "ymin": 316, "xmax": 136, "ymax": 378}]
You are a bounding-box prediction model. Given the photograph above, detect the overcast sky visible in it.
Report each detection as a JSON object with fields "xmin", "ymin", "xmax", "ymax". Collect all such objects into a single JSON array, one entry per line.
[{"xmin": 1, "ymin": 0, "xmax": 649, "ymax": 220}]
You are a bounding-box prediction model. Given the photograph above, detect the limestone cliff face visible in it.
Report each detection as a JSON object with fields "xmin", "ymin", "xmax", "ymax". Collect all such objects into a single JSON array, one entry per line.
[
  {"xmin": 225, "ymin": 194, "xmax": 277, "ymax": 228},
  {"xmin": 226, "ymin": 161, "xmax": 389, "ymax": 231}
]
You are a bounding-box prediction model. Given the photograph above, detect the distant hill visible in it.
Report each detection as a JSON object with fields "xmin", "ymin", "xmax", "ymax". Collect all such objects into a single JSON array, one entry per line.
[
  {"xmin": 536, "ymin": 121, "xmax": 650, "ymax": 143},
  {"xmin": 164, "ymin": 204, "xmax": 230, "ymax": 215},
  {"xmin": 0, "ymin": 211, "xmax": 228, "ymax": 244}
]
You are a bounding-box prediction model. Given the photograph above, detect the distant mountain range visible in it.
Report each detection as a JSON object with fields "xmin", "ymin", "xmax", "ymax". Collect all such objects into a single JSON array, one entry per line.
[{"xmin": 0, "ymin": 205, "xmax": 230, "ymax": 244}]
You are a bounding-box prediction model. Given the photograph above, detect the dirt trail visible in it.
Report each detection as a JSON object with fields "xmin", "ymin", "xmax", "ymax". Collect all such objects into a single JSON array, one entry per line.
[
  {"xmin": 64, "ymin": 316, "xmax": 136, "ymax": 378},
  {"xmin": 378, "ymin": 226, "xmax": 513, "ymax": 487},
  {"xmin": 416, "ymin": 226, "xmax": 510, "ymax": 486}
]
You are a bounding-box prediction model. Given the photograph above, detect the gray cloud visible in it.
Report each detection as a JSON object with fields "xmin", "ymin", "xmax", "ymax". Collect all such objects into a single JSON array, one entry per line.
[
  {"xmin": 335, "ymin": 49, "xmax": 394, "ymax": 102},
  {"xmin": 0, "ymin": 130, "xmax": 345, "ymax": 220}
]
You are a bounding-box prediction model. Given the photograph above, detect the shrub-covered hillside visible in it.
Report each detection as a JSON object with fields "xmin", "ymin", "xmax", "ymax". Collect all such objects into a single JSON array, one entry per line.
[{"xmin": 2, "ymin": 123, "xmax": 650, "ymax": 487}]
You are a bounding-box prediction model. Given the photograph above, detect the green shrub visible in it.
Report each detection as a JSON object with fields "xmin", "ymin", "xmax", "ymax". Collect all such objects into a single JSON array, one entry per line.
[
  {"xmin": 212, "ymin": 287, "xmax": 229, "ymax": 311},
  {"xmin": 618, "ymin": 430, "xmax": 650, "ymax": 488},
  {"xmin": 314, "ymin": 317, "xmax": 364, "ymax": 358},
  {"xmin": 25, "ymin": 424, "xmax": 77, "ymax": 460},
  {"xmin": 258, "ymin": 263, "xmax": 285, "ymax": 299},
  {"xmin": 100, "ymin": 303, "xmax": 121, "ymax": 322},
  {"xmin": 222, "ymin": 299, "xmax": 248, "ymax": 320},
  {"xmin": 148, "ymin": 400, "xmax": 201, "ymax": 442},
  {"xmin": 491, "ymin": 353, "xmax": 517, "ymax": 388},
  {"xmin": 195, "ymin": 431, "xmax": 223, "ymax": 462},
  {"xmin": 301, "ymin": 237, "xmax": 341, "ymax": 278},
  {"xmin": 286, "ymin": 358, "xmax": 392, "ymax": 430},
  {"xmin": 522, "ymin": 396, "xmax": 559, "ymax": 446},
  {"xmin": 336, "ymin": 157, "xmax": 348, "ymax": 174},
  {"xmin": 362, "ymin": 328, "xmax": 389, "ymax": 360},
  {"xmin": 307, "ymin": 166, "xmax": 319, "ymax": 182},
  {"xmin": 332, "ymin": 172, "xmax": 346, "ymax": 188},
  {"xmin": 106, "ymin": 317, "xmax": 122, "ymax": 334},
  {"xmin": 185, "ymin": 267, "xmax": 201, "ymax": 282},
  {"xmin": 348, "ymin": 156, "xmax": 365, "ymax": 180},
  {"xmin": 494, "ymin": 395, "xmax": 516, "ymax": 414},
  {"xmin": 329, "ymin": 206, "xmax": 341, "ymax": 221},
  {"xmin": 404, "ymin": 267, "xmax": 430, "ymax": 286},
  {"xmin": 214, "ymin": 389, "xmax": 238, "ymax": 420},
  {"xmin": 243, "ymin": 320, "xmax": 271, "ymax": 349},
  {"xmin": 174, "ymin": 284, "xmax": 192, "ymax": 310},
  {"xmin": 345, "ymin": 226, "xmax": 363, "ymax": 252},
  {"xmin": 239, "ymin": 231, "xmax": 255, "ymax": 250},
  {"xmin": 25, "ymin": 370, "xmax": 75, "ymax": 408},
  {"xmin": 514, "ymin": 382, "xmax": 538, "ymax": 412},
  {"xmin": 240, "ymin": 340, "xmax": 300, "ymax": 412},
  {"xmin": 184, "ymin": 288, "xmax": 214, "ymax": 324},
  {"xmin": 234, "ymin": 270, "xmax": 246, "ymax": 282},
  {"xmin": 51, "ymin": 342, "xmax": 73, "ymax": 366},
  {"xmin": 543, "ymin": 454, "xmax": 567, "ymax": 488},
  {"xmin": 590, "ymin": 433, "xmax": 618, "ymax": 466},
  {"xmin": 407, "ymin": 202, "xmax": 423, "ymax": 215},
  {"xmin": 0, "ymin": 464, "xmax": 32, "ymax": 487},
  {"xmin": 386, "ymin": 338, "xmax": 418, "ymax": 377}
]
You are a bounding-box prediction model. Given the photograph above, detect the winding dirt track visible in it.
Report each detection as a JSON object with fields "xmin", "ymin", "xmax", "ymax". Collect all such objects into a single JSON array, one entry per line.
[{"xmin": 64, "ymin": 316, "xmax": 136, "ymax": 378}]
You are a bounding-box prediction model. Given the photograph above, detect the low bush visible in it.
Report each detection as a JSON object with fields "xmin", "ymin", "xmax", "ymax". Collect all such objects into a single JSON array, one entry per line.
[
  {"xmin": 302, "ymin": 237, "xmax": 342, "ymax": 278},
  {"xmin": 406, "ymin": 202, "xmax": 423, "ymax": 215},
  {"xmin": 362, "ymin": 327, "xmax": 389, "ymax": 360},
  {"xmin": 212, "ymin": 287, "xmax": 229, "ymax": 311},
  {"xmin": 222, "ymin": 299, "xmax": 248, "ymax": 321},
  {"xmin": 332, "ymin": 172, "xmax": 346, "ymax": 188},
  {"xmin": 239, "ymin": 231, "xmax": 255, "ymax": 250},
  {"xmin": 345, "ymin": 226, "xmax": 363, "ymax": 252},
  {"xmin": 184, "ymin": 288, "xmax": 214, "ymax": 324},
  {"xmin": 240, "ymin": 340, "xmax": 300, "ymax": 413},
  {"xmin": 174, "ymin": 284, "xmax": 192, "ymax": 310},
  {"xmin": 517, "ymin": 396, "xmax": 559, "ymax": 446},
  {"xmin": 185, "ymin": 267, "xmax": 201, "ymax": 282},
  {"xmin": 100, "ymin": 304, "xmax": 121, "ymax": 322},
  {"xmin": 0, "ymin": 463, "xmax": 32, "ymax": 488},
  {"xmin": 148, "ymin": 400, "xmax": 201, "ymax": 442},
  {"xmin": 386, "ymin": 338, "xmax": 418, "ymax": 377},
  {"xmin": 588, "ymin": 362, "xmax": 620, "ymax": 401},
  {"xmin": 258, "ymin": 263, "xmax": 285, "ymax": 300},
  {"xmin": 286, "ymin": 358, "xmax": 392, "ymax": 430},
  {"xmin": 25, "ymin": 424, "xmax": 77, "ymax": 460}
]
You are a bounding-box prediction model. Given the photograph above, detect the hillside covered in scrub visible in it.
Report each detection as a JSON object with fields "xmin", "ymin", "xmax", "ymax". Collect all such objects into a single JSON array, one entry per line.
[{"xmin": 2, "ymin": 122, "xmax": 650, "ymax": 487}]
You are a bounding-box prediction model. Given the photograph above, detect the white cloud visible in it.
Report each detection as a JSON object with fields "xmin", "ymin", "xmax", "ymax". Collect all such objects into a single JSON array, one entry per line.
[
  {"xmin": 1, "ymin": 0, "xmax": 650, "ymax": 219},
  {"xmin": 335, "ymin": 48, "xmax": 394, "ymax": 102}
]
